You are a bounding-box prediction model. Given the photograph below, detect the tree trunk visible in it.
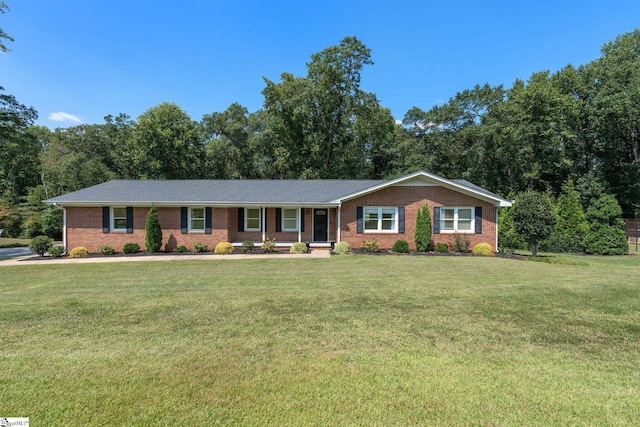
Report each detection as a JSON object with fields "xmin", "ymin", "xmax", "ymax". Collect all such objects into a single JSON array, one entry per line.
[{"xmin": 531, "ymin": 242, "xmax": 538, "ymax": 257}]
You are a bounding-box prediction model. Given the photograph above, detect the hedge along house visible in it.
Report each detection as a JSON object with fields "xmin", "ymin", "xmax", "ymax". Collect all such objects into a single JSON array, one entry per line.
[{"xmin": 46, "ymin": 171, "xmax": 512, "ymax": 253}]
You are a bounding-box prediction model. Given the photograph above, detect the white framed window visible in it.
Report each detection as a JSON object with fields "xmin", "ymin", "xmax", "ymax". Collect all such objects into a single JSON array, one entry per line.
[
  {"xmin": 440, "ymin": 207, "xmax": 474, "ymax": 233},
  {"xmin": 111, "ymin": 207, "xmax": 127, "ymax": 232},
  {"xmin": 364, "ymin": 207, "xmax": 398, "ymax": 232},
  {"xmin": 282, "ymin": 208, "xmax": 298, "ymax": 231},
  {"xmin": 189, "ymin": 207, "xmax": 205, "ymax": 232},
  {"xmin": 245, "ymin": 208, "xmax": 261, "ymax": 231}
]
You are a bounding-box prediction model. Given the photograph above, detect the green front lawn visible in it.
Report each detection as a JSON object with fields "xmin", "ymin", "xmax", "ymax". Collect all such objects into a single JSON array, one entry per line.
[{"xmin": 1, "ymin": 255, "xmax": 639, "ymax": 425}]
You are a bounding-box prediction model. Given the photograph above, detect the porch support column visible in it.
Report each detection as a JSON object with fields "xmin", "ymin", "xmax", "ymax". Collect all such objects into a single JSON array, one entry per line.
[
  {"xmin": 337, "ymin": 205, "xmax": 341, "ymax": 243},
  {"xmin": 62, "ymin": 206, "xmax": 67, "ymax": 251},
  {"xmin": 262, "ymin": 207, "xmax": 266, "ymax": 242},
  {"xmin": 298, "ymin": 208, "xmax": 302, "ymax": 243},
  {"xmin": 495, "ymin": 207, "xmax": 499, "ymax": 253}
]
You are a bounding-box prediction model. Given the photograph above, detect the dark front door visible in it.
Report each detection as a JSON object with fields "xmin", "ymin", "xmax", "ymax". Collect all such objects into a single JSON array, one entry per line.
[{"xmin": 313, "ymin": 209, "xmax": 328, "ymax": 241}]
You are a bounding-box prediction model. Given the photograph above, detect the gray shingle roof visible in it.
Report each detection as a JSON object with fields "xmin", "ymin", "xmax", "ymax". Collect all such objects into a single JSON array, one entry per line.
[
  {"xmin": 46, "ymin": 179, "xmax": 387, "ymax": 206},
  {"xmin": 45, "ymin": 172, "xmax": 512, "ymax": 207}
]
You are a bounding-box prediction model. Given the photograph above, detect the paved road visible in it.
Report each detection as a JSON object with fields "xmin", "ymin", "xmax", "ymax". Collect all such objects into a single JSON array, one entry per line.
[{"xmin": 0, "ymin": 247, "xmax": 32, "ymax": 260}]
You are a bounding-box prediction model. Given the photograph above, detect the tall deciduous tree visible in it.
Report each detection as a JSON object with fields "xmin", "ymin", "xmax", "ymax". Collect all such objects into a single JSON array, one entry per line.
[
  {"xmin": 262, "ymin": 36, "xmax": 395, "ymax": 178},
  {"xmin": 0, "ymin": 2, "xmax": 14, "ymax": 53},
  {"xmin": 512, "ymin": 191, "xmax": 556, "ymax": 256},
  {"xmin": 127, "ymin": 103, "xmax": 204, "ymax": 179}
]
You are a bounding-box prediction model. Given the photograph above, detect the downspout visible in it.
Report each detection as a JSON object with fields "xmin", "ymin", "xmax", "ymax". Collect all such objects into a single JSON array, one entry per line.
[
  {"xmin": 261, "ymin": 207, "xmax": 266, "ymax": 242},
  {"xmin": 337, "ymin": 205, "xmax": 341, "ymax": 243},
  {"xmin": 495, "ymin": 207, "xmax": 499, "ymax": 252}
]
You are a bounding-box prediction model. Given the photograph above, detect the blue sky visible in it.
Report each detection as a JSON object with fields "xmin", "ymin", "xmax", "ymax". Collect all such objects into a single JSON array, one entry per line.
[{"xmin": 2, "ymin": 0, "xmax": 640, "ymax": 128}]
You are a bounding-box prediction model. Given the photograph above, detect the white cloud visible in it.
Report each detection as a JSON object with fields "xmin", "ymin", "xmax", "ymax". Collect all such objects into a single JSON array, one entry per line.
[{"xmin": 48, "ymin": 111, "xmax": 83, "ymax": 124}]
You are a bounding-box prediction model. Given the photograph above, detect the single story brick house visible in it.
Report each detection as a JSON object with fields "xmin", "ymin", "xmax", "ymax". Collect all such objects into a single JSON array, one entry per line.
[{"xmin": 45, "ymin": 171, "xmax": 512, "ymax": 253}]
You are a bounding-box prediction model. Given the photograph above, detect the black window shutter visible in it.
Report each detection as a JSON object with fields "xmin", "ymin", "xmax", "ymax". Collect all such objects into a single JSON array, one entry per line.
[
  {"xmin": 398, "ymin": 206, "xmax": 405, "ymax": 234},
  {"xmin": 181, "ymin": 207, "xmax": 188, "ymax": 234},
  {"xmin": 276, "ymin": 208, "xmax": 282, "ymax": 232},
  {"xmin": 102, "ymin": 207, "xmax": 110, "ymax": 233},
  {"xmin": 205, "ymin": 207, "xmax": 212, "ymax": 234},
  {"xmin": 475, "ymin": 206, "xmax": 482, "ymax": 234},
  {"xmin": 433, "ymin": 207, "xmax": 440, "ymax": 234},
  {"xmin": 356, "ymin": 206, "xmax": 363, "ymax": 234},
  {"xmin": 238, "ymin": 208, "xmax": 244, "ymax": 232},
  {"xmin": 126, "ymin": 207, "xmax": 134, "ymax": 234},
  {"xmin": 300, "ymin": 208, "xmax": 305, "ymax": 232},
  {"xmin": 263, "ymin": 208, "xmax": 267, "ymax": 232}
]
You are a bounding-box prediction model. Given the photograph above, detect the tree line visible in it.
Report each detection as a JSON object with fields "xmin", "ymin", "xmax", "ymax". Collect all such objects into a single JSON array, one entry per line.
[{"xmin": 1, "ymin": 6, "xmax": 638, "ymax": 243}]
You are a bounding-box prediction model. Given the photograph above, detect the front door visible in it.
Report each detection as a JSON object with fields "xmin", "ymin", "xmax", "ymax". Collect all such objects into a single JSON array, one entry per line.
[{"xmin": 313, "ymin": 209, "xmax": 328, "ymax": 241}]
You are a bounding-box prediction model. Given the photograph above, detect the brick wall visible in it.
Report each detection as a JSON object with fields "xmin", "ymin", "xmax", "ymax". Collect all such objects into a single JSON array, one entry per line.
[
  {"xmin": 66, "ymin": 206, "xmax": 230, "ymax": 253},
  {"xmin": 340, "ymin": 186, "xmax": 497, "ymax": 250}
]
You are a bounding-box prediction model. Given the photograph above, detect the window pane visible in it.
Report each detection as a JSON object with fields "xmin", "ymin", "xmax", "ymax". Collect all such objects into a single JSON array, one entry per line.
[
  {"xmin": 191, "ymin": 208, "xmax": 204, "ymax": 219},
  {"xmin": 458, "ymin": 220, "xmax": 472, "ymax": 231},
  {"xmin": 247, "ymin": 209, "xmax": 260, "ymax": 219},
  {"xmin": 442, "ymin": 209, "xmax": 455, "ymax": 220},
  {"xmin": 114, "ymin": 219, "xmax": 127, "ymax": 229},
  {"xmin": 191, "ymin": 219, "xmax": 205, "ymax": 230},
  {"xmin": 443, "ymin": 220, "xmax": 455, "ymax": 230},
  {"xmin": 113, "ymin": 207, "xmax": 127, "ymax": 218},
  {"xmin": 381, "ymin": 209, "xmax": 396, "ymax": 230},
  {"xmin": 458, "ymin": 209, "xmax": 472, "ymax": 220},
  {"xmin": 364, "ymin": 209, "xmax": 378, "ymax": 230},
  {"xmin": 247, "ymin": 219, "xmax": 260, "ymax": 229}
]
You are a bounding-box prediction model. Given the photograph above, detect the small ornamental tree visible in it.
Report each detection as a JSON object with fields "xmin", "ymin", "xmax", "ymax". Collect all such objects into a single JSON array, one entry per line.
[
  {"xmin": 512, "ymin": 191, "xmax": 556, "ymax": 257},
  {"xmin": 552, "ymin": 180, "xmax": 589, "ymax": 253},
  {"xmin": 414, "ymin": 203, "xmax": 432, "ymax": 252},
  {"xmin": 583, "ymin": 194, "xmax": 628, "ymax": 255},
  {"xmin": 145, "ymin": 204, "xmax": 163, "ymax": 253}
]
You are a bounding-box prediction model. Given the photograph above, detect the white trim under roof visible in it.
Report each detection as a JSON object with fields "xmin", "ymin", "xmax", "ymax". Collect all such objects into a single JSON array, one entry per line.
[{"xmin": 332, "ymin": 171, "xmax": 512, "ymax": 207}]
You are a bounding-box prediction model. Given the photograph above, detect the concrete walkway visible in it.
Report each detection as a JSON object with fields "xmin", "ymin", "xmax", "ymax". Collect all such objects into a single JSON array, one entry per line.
[{"xmin": 0, "ymin": 249, "xmax": 331, "ymax": 266}]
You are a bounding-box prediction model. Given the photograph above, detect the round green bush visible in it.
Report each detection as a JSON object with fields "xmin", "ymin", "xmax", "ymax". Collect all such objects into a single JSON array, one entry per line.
[
  {"xmin": 333, "ymin": 242, "xmax": 351, "ymax": 255},
  {"xmin": 69, "ymin": 246, "xmax": 90, "ymax": 258},
  {"xmin": 214, "ymin": 241, "xmax": 235, "ymax": 254},
  {"xmin": 193, "ymin": 242, "xmax": 208, "ymax": 253},
  {"xmin": 29, "ymin": 235, "xmax": 53, "ymax": 256},
  {"xmin": 435, "ymin": 242, "xmax": 449, "ymax": 253},
  {"xmin": 289, "ymin": 242, "xmax": 308, "ymax": 254},
  {"xmin": 48, "ymin": 245, "xmax": 66, "ymax": 258},
  {"xmin": 123, "ymin": 243, "xmax": 141, "ymax": 254},
  {"xmin": 241, "ymin": 240, "xmax": 255, "ymax": 253},
  {"xmin": 98, "ymin": 245, "xmax": 116, "ymax": 255},
  {"xmin": 472, "ymin": 243, "xmax": 494, "ymax": 256},
  {"xmin": 391, "ymin": 239, "xmax": 409, "ymax": 253},
  {"xmin": 173, "ymin": 245, "xmax": 188, "ymax": 253}
]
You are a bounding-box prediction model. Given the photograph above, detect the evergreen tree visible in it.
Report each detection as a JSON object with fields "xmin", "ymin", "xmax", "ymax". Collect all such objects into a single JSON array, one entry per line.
[
  {"xmin": 414, "ymin": 203, "xmax": 432, "ymax": 251},
  {"xmin": 551, "ymin": 180, "xmax": 589, "ymax": 252},
  {"xmin": 583, "ymin": 194, "xmax": 628, "ymax": 255},
  {"xmin": 145, "ymin": 204, "xmax": 163, "ymax": 253},
  {"xmin": 498, "ymin": 206, "xmax": 526, "ymax": 252}
]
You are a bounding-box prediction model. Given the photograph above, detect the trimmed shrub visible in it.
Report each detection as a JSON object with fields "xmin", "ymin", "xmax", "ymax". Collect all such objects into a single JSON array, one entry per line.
[
  {"xmin": 361, "ymin": 238, "xmax": 379, "ymax": 253},
  {"xmin": 391, "ymin": 239, "xmax": 409, "ymax": 253},
  {"xmin": 414, "ymin": 203, "xmax": 432, "ymax": 252},
  {"xmin": 472, "ymin": 243, "xmax": 494, "ymax": 256},
  {"xmin": 123, "ymin": 243, "xmax": 141, "ymax": 254},
  {"xmin": 583, "ymin": 194, "xmax": 628, "ymax": 255},
  {"xmin": 452, "ymin": 233, "xmax": 471, "ymax": 253},
  {"xmin": 174, "ymin": 245, "xmax": 188, "ymax": 253},
  {"xmin": 290, "ymin": 242, "xmax": 308, "ymax": 254},
  {"xmin": 262, "ymin": 238, "xmax": 276, "ymax": 253},
  {"xmin": 241, "ymin": 240, "xmax": 255, "ymax": 253},
  {"xmin": 435, "ymin": 242, "xmax": 449, "ymax": 253},
  {"xmin": 193, "ymin": 242, "xmax": 208, "ymax": 253},
  {"xmin": 48, "ymin": 246, "xmax": 66, "ymax": 258},
  {"xmin": 69, "ymin": 246, "xmax": 90, "ymax": 258},
  {"xmin": 145, "ymin": 204, "xmax": 163, "ymax": 253},
  {"xmin": 333, "ymin": 241, "xmax": 351, "ymax": 255},
  {"xmin": 214, "ymin": 241, "xmax": 235, "ymax": 254},
  {"xmin": 29, "ymin": 235, "xmax": 53, "ymax": 256},
  {"xmin": 98, "ymin": 245, "xmax": 116, "ymax": 256}
]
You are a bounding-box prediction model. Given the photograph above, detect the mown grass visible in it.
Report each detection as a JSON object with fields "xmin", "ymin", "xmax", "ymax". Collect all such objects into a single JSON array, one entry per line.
[{"xmin": 1, "ymin": 255, "xmax": 639, "ymax": 425}]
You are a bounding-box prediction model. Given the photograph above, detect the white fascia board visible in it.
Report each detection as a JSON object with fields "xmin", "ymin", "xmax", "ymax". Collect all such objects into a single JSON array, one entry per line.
[
  {"xmin": 333, "ymin": 170, "xmax": 512, "ymax": 207},
  {"xmin": 48, "ymin": 201, "xmax": 340, "ymax": 208}
]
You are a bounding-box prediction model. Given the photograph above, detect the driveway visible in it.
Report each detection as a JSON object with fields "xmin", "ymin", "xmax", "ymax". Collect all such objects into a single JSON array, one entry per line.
[{"xmin": 0, "ymin": 247, "xmax": 32, "ymax": 260}]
